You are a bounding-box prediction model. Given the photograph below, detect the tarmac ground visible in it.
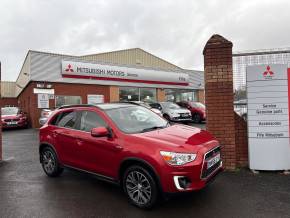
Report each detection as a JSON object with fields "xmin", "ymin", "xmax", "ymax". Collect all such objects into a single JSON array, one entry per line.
[{"xmin": 0, "ymin": 127, "xmax": 289, "ymax": 218}]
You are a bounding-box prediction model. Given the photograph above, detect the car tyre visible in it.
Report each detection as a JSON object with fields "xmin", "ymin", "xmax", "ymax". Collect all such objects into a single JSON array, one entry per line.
[
  {"xmin": 40, "ymin": 146, "xmax": 63, "ymax": 177},
  {"xmin": 192, "ymin": 113, "xmax": 201, "ymax": 123},
  {"xmin": 163, "ymin": 114, "xmax": 171, "ymax": 121},
  {"xmin": 123, "ymin": 165, "xmax": 159, "ymax": 209}
]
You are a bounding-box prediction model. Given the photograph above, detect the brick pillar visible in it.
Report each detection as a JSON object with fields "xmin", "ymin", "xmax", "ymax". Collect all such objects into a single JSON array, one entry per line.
[
  {"xmin": 157, "ymin": 88, "xmax": 165, "ymax": 102},
  {"xmin": 203, "ymin": 35, "xmax": 236, "ymax": 170},
  {"xmin": 109, "ymin": 86, "xmax": 119, "ymax": 102},
  {"xmin": 197, "ymin": 90, "xmax": 205, "ymax": 103}
]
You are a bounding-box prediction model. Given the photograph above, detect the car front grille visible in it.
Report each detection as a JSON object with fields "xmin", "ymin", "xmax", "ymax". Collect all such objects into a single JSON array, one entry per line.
[
  {"xmin": 4, "ymin": 118, "xmax": 20, "ymax": 122},
  {"xmin": 178, "ymin": 113, "xmax": 190, "ymax": 118},
  {"xmin": 201, "ymin": 146, "xmax": 221, "ymax": 179}
]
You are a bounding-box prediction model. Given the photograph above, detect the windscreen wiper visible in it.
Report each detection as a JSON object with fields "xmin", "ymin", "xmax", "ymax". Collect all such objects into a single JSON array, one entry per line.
[{"xmin": 140, "ymin": 126, "xmax": 167, "ymax": 133}]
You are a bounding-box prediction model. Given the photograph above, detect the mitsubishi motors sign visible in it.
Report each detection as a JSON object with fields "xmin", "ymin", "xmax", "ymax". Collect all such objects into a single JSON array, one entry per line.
[
  {"xmin": 247, "ymin": 64, "xmax": 290, "ymax": 170},
  {"xmin": 61, "ymin": 61, "xmax": 189, "ymax": 86}
]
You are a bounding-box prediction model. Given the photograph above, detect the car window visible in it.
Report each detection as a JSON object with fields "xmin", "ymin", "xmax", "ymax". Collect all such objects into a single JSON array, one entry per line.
[
  {"xmin": 79, "ymin": 111, "xmax": 107, "ymax": 132},
  {"xmin": 161, "ymin": 102, "xmax": 180, "ymax": 109},
  {"xmin": 150, "ymin": 103, "xmax": 162, "ymax": 110},
  {"xmin": 106, "ymin": 106, "xmax": 168, "ymax": 134},
  {"xmin": 1, "ymin": 107, "xmax": 19, "ymax": 115},
  {"xmin": 54, "ymin": 111, "xmax": 77, "ymax": 129}
]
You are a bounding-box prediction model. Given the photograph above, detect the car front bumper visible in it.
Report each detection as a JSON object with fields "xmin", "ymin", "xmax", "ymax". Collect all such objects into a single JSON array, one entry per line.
[
  {"xmin": 159, "ymin": 146, "xmax": 223, "ymax": 193},
  {"xmin": 170, "ymin": 115, "xmax": 192, "ymax": 122},
  {"xmin": 2, "ymin": 120, "xmax": 28, "ymax": 129}
]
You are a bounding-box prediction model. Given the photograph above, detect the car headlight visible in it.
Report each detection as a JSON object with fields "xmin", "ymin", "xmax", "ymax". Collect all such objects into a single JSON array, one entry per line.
[{"xmin": 160, "ymin": 151, "xmax": 197, "ymax": 166}]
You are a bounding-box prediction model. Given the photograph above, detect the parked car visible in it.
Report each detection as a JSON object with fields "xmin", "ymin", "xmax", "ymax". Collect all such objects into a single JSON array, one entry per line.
[
  {"xmin": 39, "ymin": 104, "xmax": 222, "ymax": 208},
  {"xmin": 149, "ymin": 102, "xmax": 192, "ymax": 122},
  {"xmin": 177, "ymin": 101, "xmax": 206, "ymax": 123},
  {"xmin": 39, "ymin": 109, "xmax": 53, "ymax": 126},
  {"xmin": 1, "ymin": 106, "xmax": 28, "ymax": 129},
  {"xmin": 120, "ymin": 101, "xmax": 162, "ymax": 116}
]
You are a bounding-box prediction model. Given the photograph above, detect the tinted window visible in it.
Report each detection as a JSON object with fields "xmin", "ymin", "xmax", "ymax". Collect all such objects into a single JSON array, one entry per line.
[
  {"xmin": 80, "ymin": 111, "xmax": 107, "ymax": 132},
  {"xmin": 55, "ymin": 111, "xmax": 77, "ymax": 129}
]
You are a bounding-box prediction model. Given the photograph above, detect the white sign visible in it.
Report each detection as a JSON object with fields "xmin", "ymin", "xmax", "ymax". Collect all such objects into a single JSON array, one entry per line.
[
  {"xmin": 247, "ymin": 64, "xmax": 290, "ymax": 170},
  {"xmin": 61, "ymin": 61, "xmax": 189, "ymax": 86},
  {"xmin": 87, "ymin": 95, "xmax": 104, "ymax": 105},
  {"xmin": 33, "ymin": 88, "xmax": 55, "ymax": 94},
  {"xmin": 38, "ymin": 94, "xmax": 49, "ymax": 109}
]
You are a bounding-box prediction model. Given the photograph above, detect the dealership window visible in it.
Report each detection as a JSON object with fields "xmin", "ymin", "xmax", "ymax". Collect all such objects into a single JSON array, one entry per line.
[
  {"xmin": 119, "ymin": 87, "xmax": 139, "ymax": 101},
  {"xmin": 140, "ymin": 88, "xmax": 156, "ymax": 102},
  {"xmin": 119, "ymin": 87, "xmax": 156, "ymax": 102},
  {"xmin": 55, "ymin": 96, "xmax": 82, "ymax": 108},
  {"xmin": 165, "ymin": 89, "xmax": 197, "ymax": 102}
]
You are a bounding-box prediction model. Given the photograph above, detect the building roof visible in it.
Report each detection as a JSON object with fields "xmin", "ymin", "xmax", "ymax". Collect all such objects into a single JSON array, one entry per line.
[
  {"xmin": 12, "ymin": 48, "xmax": 204, "ymax": 97},
  {"xmin": 233, "ymin": 47, "xmax": 290, "ymax": 56}
]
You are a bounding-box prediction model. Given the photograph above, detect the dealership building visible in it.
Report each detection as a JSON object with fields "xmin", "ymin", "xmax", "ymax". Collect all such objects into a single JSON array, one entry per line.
[{"xmin": 1, "ymin": 48, "xmax": 204, "ymax": 128}]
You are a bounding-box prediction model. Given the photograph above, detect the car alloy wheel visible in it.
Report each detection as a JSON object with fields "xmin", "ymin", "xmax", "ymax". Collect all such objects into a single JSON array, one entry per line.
[
  {"xmin": 41, "ymin": 147, "xmax": 63, "ymax": 177},
  {"xmin": 123, "ymin": 166, "xmax": 158, "ymax": 208},
  {"xmin": 193, "ymin": 114, "xmax": 201, "ymax": 123},
  {"xmin": 126, "ymin": 171, "xmax": 152, "ymax": 205},
  {"xmin": 42, "ymin": 150, "xmax": 56, "ymax": 174}
]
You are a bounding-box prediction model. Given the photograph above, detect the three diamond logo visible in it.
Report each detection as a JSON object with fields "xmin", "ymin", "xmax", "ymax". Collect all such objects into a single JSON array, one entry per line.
[{"xmin": 65, "ymin": 64, "xmax": 74, "ymax": 73}]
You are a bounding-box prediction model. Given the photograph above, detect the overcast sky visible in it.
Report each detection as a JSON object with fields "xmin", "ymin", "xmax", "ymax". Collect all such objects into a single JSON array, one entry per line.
[{"xmin": 1, "ymin": 0, "xmax": 290, "ymax": 81}]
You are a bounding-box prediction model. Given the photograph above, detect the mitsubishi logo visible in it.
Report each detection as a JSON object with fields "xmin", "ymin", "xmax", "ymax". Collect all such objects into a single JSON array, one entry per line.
[
  {"xmin": 263, "ymin": 66, "xmax": 274, "ymax": 77},
  {"xmin": 65, "ymin": 64, "xmax": 74, "ymax": 72}
]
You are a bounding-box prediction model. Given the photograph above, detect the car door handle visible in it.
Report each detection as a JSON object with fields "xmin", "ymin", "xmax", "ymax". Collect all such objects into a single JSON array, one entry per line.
[
  {"xmin": 52, "ymin": 131, "xmax": 58, "ymax": 138},
  {"xmin": 114, "ymin": 145, "xmax": 123, "ymax": 151},
  {"xmin": 76, "ymin": 138, "xmax": 83, "ymax": 146}
]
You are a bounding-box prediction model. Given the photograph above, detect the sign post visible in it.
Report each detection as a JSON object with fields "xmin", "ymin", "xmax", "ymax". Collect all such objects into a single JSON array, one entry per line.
[{"xmin": 247, "ymin": 64, "xmax": 290, "ymax": 170}]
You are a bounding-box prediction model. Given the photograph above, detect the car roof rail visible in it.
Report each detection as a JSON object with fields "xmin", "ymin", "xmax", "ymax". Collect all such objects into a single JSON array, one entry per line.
[{"xmin": 57, "ymin": 104, "xmax": 97, "ymax": 109}]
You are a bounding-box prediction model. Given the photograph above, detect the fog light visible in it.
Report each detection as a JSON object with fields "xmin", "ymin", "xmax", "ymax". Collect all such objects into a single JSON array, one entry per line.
[{"xmin": 173, "ymin": 176, "xmax": 191, "ymax": 190}]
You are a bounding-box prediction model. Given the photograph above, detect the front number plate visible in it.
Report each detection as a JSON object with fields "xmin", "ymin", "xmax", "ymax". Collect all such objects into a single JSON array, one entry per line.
[{"xmin": 207, "ymin": 153, "xmax": 221, "ymax": 169}]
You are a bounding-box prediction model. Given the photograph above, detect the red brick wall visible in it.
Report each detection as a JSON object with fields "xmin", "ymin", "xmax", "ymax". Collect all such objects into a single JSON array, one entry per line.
[
  {"xmin": 17, "ymin": 82, "xmax": 38, "ymax": 128},
  {"xmin": 203, "ymin": 34, "xmax": 249, "ymax": 170},
  {"xmin": 18, "ymin": 82, "xmax": 110, "ymax": 128},
  {"xmin": 1, "ymin": 98, "xmax": 18, "ymax": 107},
  {"xmin": 235, "ymin": 113, "xmax": 248, "ymax": 167},
  {"xmin": 197, "ymin": 90, "xmax": 205, "ymax": 103},
  {"xmin": 203, "ymin": 35, "xmax": 237, "ymax": 170}
]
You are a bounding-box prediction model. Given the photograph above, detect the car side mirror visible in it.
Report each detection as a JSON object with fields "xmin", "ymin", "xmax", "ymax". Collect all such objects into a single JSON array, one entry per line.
[{"xmin": 91, "ymin": 127, "xmax": 110, "ymax": 137}]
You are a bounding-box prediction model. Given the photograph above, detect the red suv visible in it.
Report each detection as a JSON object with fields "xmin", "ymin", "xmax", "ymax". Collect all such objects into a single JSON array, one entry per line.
[
  {"xmin": 1, "ymin": 106, "xmax": 28, "ymax": 129},
  {"xmin": 39, "ymin": 104, "xmax": 222, "ymax": 208},
  {"xmin": 177, "ymin": 101, "xmax": 206, "ymax": 123}
]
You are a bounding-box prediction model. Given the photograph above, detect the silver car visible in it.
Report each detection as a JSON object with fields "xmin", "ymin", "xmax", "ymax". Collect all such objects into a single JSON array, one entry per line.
[
  {"xmin": 150, "ymin": 102, "xmax": 192, "ymax": 122},
  {"xmin": 39, "ymin": 109, "xmax": 53, "ymax": 126}
]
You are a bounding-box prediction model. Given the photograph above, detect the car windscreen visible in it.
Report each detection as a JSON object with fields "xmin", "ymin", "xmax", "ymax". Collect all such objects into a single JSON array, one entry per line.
[
  {"xmin": 105, "ymin": 106, "xmax": 168, "ymax": 134},
  {"xmin": 1, "ymin": 107, "xmax": 19, "ymax": 115},
  {"xmin": 160, "ymin": 102, "xmax": 180, "ymax": 109}
]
